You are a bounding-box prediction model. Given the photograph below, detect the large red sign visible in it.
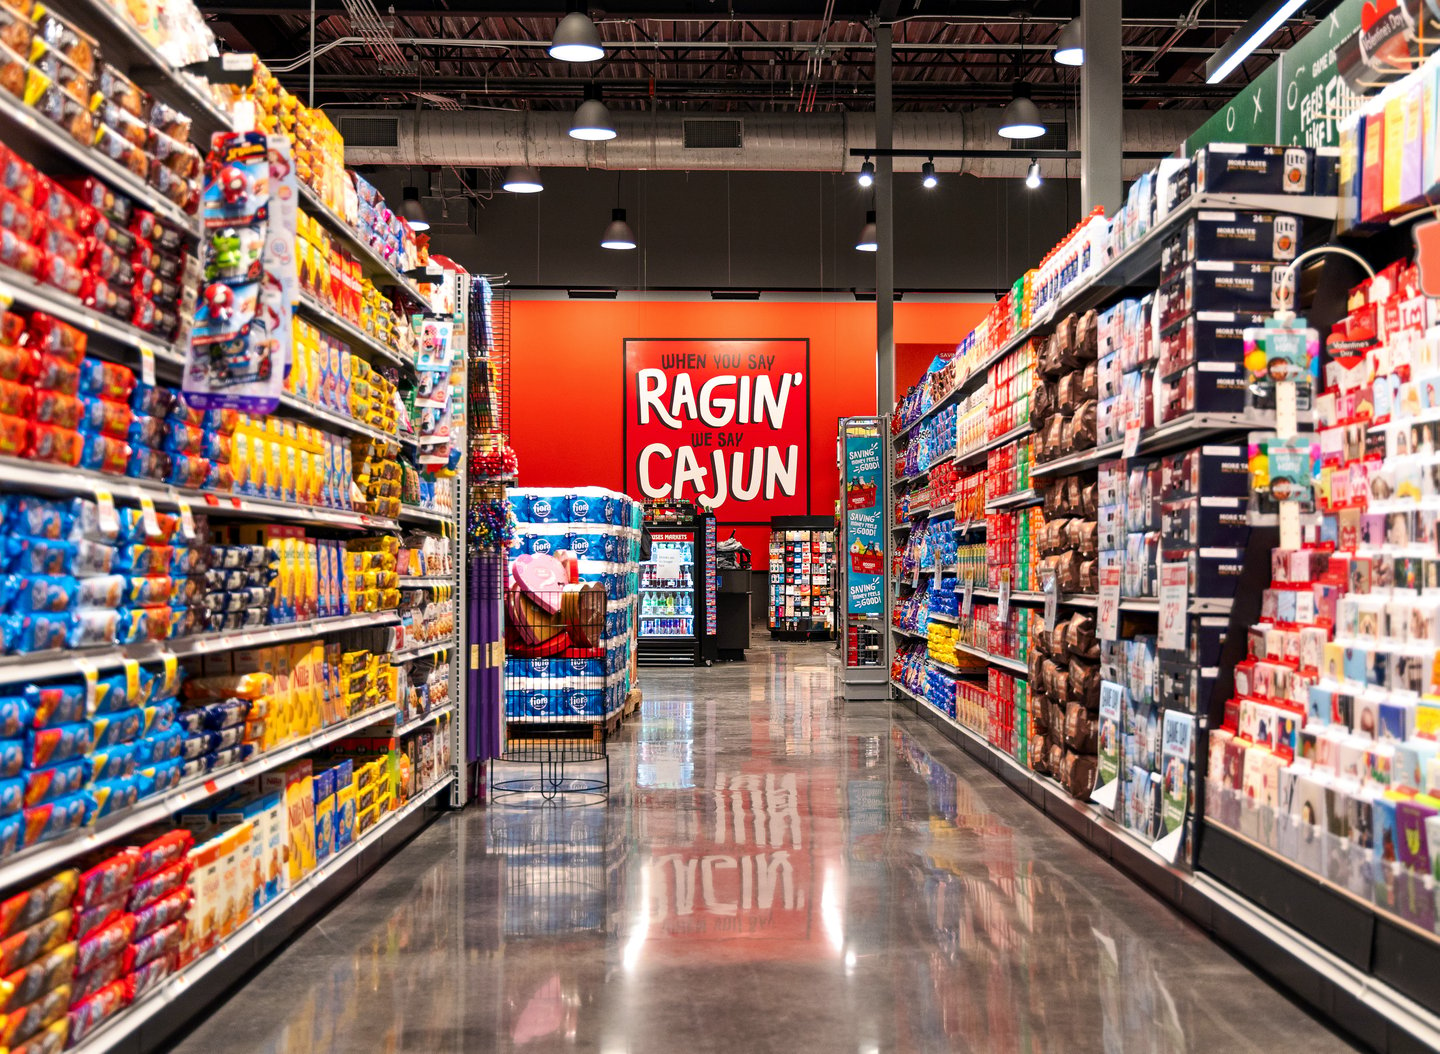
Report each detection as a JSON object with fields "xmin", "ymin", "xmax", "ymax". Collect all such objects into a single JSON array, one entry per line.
[{"xmin": 623, "ymin": 338, "xmax": 809, "ymax": 520}]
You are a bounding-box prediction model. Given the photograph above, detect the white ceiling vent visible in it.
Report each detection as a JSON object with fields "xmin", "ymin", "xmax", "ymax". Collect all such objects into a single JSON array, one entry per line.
[{"xmin": 682, "ymin": 119, "xmax": 743, "ymax": 149}]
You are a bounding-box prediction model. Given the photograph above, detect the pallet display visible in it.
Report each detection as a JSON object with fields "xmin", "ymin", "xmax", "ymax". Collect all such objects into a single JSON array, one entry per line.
[
  {"xmin": 888, "ymin": 130, "xmax": 1440, "ymax": 1047},
  {"xmin": 767, "ymin": 516, "xmax": 835, "ymax": 637},
  {"xmin": 0, "ymin": 8, "xmax": 466, "ymax": 1048}
]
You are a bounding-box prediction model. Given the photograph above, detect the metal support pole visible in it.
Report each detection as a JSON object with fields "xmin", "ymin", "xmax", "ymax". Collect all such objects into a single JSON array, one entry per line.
[
  {"xmin": 1080, "ymin": 0, "xmax": 1123, "ymax": 214},
  {"xmin": 875, "ymin": 23, "xmax": 895, "ymax": 417}
]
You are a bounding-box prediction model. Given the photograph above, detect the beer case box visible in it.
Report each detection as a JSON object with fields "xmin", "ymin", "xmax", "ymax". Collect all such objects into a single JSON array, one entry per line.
[
  {"xmin": 1159, "ymin": 444, "xmax": 1251, "ymax": 501},
  {"xmin": 1157, "ymin": 312, "xmax": 1269, "ymax": 381},
  {"xmin": 1186, "ymin": 144, "xmax": 1315, "ymax": 198},
  {"xmin": 1158, "ymin": 362, "xmax": 1250, "ymax": 424},
  {"xmin": 1160, "ymin": 546, "xmax": 1246, "ymax": 599},
  {"xmin": 1159, "ymin": 496, "xmax": 1250, "ymax": 550},
  {"xmin": 1160, "ymin": 212, "xmax": 1303, "ymax": 282},
  {"xmin": 1158, "ymin": 657, "xmax": 1220, "ymax": 715},
  {"xmin": 1157, "ymin": 262, "xmax": 1291, "ymax": 331}
]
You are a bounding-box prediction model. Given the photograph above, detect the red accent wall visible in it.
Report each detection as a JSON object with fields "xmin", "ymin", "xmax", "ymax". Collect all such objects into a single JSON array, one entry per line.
[{"xmin": 508, "ymin": 298, "xmax": 986, "ymax": 554}]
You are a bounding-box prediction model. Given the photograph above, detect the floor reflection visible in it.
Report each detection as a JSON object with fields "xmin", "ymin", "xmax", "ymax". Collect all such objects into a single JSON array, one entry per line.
[{"xmin": 170, "ymin": 639, "xmax": 1357, "ymax": 1054}]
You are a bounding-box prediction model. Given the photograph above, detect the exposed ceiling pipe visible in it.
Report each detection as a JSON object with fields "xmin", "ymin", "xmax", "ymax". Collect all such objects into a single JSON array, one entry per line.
[{"xmin": 341, "ymin": 107, "xmax": 1205, "ymax": 178}]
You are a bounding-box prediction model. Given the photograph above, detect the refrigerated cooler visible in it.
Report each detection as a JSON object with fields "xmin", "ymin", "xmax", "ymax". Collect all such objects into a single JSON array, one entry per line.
[{"xmin": 638, "ymin": 507, "xmax": 718, "ymax": 667}]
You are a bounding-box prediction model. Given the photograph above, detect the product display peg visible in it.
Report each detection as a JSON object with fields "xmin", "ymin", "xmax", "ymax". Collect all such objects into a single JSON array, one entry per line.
[
  {"xmin": 998, "ymin": 578, "xmax": 1011, "ymax": 622},
  {"xmin": 962, "ymin": 580, "xmax": 974, "ymax": 619},
  {"xmin": 1042, "ymin": 571, "xmax": 1058, "ymax": 633},
  {"xmin": 1097, "ymin": 566, "xmax": 1120, "ymax": 642}
]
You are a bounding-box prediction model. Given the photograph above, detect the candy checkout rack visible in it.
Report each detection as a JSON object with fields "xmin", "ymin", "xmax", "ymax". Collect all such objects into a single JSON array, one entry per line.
[{"xmin": 0, "ymin": 12, "xmax": 467, "ymax": 1047}]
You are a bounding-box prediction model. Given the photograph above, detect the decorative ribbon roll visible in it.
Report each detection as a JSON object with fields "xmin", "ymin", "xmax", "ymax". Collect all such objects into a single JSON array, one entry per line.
[{"xmin": 561, "ymin": 582, "xmax": 606, "ymax": 646}]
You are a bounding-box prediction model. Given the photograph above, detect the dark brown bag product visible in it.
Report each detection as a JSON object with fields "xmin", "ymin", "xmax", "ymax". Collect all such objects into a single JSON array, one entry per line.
[
  {"xmin": 1066, "ymin": 475, "xmax": 1086, "ymax": 515},
  {"xmin": 1077, "ymin": 309, "xmax": 1099, "ymax": 362},
  {"xmin": 1041, "ymin": 658, "xmax": 1062, "ymax": 697},
  {"xmin": 1079, "ymin": 361, "xmax": 1097, "ymax": 402},
  {"xmin": 1040, "ymin": 479, "xmax": 1060, "ymax": 516},
  {"xmin": 1071, "ymin": 399, "xmax": 1097, "ymax": 450},
  {"xmin": 1062, "ymin": 752, "xmax": 1099, "ymax": 797},
  {"xmin": 1079, "ymin": 559, "xmax": 1099, "ymax": 594},
  {"xmin": 1068, "ymin": 613, "xmax": 1097, "ymax": 656},
  {"xmin": 1069, "ymin": 657, "xmax": 1101, "ymax": 707},
  {"xmin": 1081, "ymin": 482, "xmax": 1098, "ymax": 517},
  {"xmin": 1056, "ymin": 549, "xmax": 1081, "ymax": 592},
  {"xmin": 1042, "ymin": 414, "xmax": 1066, "ymax": 457},
  {"xmin": 1064, "ymin": 702, "xmax": 1099, "ymax": 752},
  {"xmin": 1057, "ymin": 372, "xmax": 1078, "ymax": 414},
  {"xmin": 1051, "ymin": 316, "xmax": 1074, "ymax": 367},
  {"xmin": 1048, "ymin": 742, "xmax": 1066, "ymax": 775},
  {"xmin": 1029, "ymin": 735, "xmax": 1050, "ymax": 773},
  {"xmin": 1052, "ymin": 620, "xmax": 1071, "ymax": 663},
  {"xmin": 1033, "ymin": 379, "xmax": 1056, "ymax": 424}
]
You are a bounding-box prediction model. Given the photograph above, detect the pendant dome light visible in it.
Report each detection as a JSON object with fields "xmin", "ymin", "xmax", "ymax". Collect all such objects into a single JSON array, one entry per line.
[
  {"xmin": 1026, "ymin": 159, "xmax": 1042, "ymax": 188},
  {"xmin": 998, "ymin": 82, "xmax": 1046, "ymax": 139},
  {"xmin": 601, "ymin": 208, "xmax": 637, "ymax": 250},
  {"xmin": 502, "ymin": 166, "xmax": 544, "ymax": 193},
  {"xmin": 858, "ymin": 158, "xmax": 875, "ymax": 188},
  {"xmin": 1053, "ymin": 16, "xmax": 1083, "ymax": 65},
  {"xmin": 921, "ymin": 159, "xmax": 937, "ymax": 189},
  {"xmin": 549, "ymin": 10, "xmax": 604, "ymax": 62},
  {"xmin": 569, "ymin": 86, "xmax": 617, "ymax": 141},
  {"xmin": 855, "ymin": 210, "xmax": 878, "ymax": 252},
  {"xmin": 400, "ymin": 186, "xmax": 429, "ymax": 231}
]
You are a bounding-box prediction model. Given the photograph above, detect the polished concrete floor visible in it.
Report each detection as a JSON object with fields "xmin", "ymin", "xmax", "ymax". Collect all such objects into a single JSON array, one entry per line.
[{"xmin": 171, "ymin": 639, "xmax": 1360, "ymax": 1054}]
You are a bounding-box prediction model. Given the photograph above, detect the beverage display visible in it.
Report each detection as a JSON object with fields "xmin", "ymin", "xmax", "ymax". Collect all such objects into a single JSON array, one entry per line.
[{"xmin": 641, "ymin": 539, "xmax": 695, "ymax": 636}]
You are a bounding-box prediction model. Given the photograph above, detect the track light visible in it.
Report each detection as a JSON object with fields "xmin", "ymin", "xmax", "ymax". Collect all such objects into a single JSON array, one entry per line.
[
  {"xmin": 1206, "ymin": 0, "xmax": 1306, "ymax": 84},
  {"xmin": 601, "ymin": 207, "xmax": 636, "ymax": 250},
  {"xmin": 569, "ymin": 88, "xmax": 616, "ymax": 141},
  {"xmin": 502, "ymin": 165, "xmax": 544, "ymax": 193},
  {"xmin": 997, "ymin": 81, "xmax": 1046, "ymax": 140},
  {"xmin": 1026, "ymin": 159, "xmax": 1041, "ymax": 189},
  {"xmin": 400, "ymin": 186, "xmax": 429, "ymax": 231},
  {"xmin": 1053, "ymin": 16, "xmax": 1083, "ymax": 66},
  {"xmin": 549, "ymin": 10, "xmax": 605, "ymax": 62},
  {"xmin": 855, "ymin": 210, "xmax": 877, "ymax": 252},
  {"xmin": 858, "ymin": 159, "xmax": 875, "ymax": 188},
  {"xmin": 921, "ymin": 160, "xmax": 937, "ymax": 189}
]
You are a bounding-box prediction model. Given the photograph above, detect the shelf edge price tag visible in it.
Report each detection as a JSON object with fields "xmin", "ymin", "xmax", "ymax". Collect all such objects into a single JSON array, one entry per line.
[
  {"xmin": 93, "ymin": 488, "xmax": 119, "ymax": 537},
  {"xmin": 1122, "ymin": 419, "xmax": 1142, "ymax": 459},
  {"xmin": 962, "ymin": 579, "xmax": 974, "ymax": 619},
  {"xmin": 139, "ymin": 344, "xmax": 157, "ymax": 386},
  {"xmin": 139, "ymin": 495, "xmax": 161, "ymax": 538},
  {"xmin": 175, "ymin": 497, "xmax": 196, "ymax": 541},
  {"xmin": 1097, "ymin": 566, "xmax": 1121, "ymax": 642},
  {"xmin": 997, "ymin": 577, "xmax": 1011, "ymax": 622},
  {"xmin": 1157, "ymin": 562, "xmax": 1189, "ymax": 652},
  {"xmin": 1041, "ymin": 570, "xmax": 1058, "ymax": 634}
]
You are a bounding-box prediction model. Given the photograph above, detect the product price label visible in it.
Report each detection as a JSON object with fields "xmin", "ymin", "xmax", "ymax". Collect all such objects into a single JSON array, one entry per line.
[
  {"xmin": 962, "ymin": 580, "xmax": 974, "ymax": 619},
  {"xmin": 1042, "ymin": 570, "xmax": 1058, "ymax": 633},
  {"xmin": 1158, "ymin": 562, "xmax": 1189, "ymax": 652},
  {"xmin": 139, "ymin": 345, "xmax": 156, "ymax": 387},
  {"xmin": 998, "ymin": 578, "xmax": 1011, "ymax": 622},
  {"xmin": 92, "ymin": 488, "xmax": 119, "ymax": 537},
  {"xmin": 139, "ymin": 495, "xmax": 161, "ymax": 538},
  {"xmin": 175, "ymin": 499, "xmax": 196, "ymax": 541},
  {"xmin": 1123, "ymin": 419, "xmax": 1142, "ymax": 459},
  {"xmin": 1097, "ymin": 567, "xmax": 1121, "ymax": 641}
]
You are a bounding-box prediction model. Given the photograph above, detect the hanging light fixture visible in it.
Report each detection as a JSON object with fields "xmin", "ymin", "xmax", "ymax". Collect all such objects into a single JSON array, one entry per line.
[
  {"xmin": 601, "ymin": 208, "xmax": 637, "ymax": 250},
  {"xmin": 502, "ymin": 166, "xmax": 544, "ymax": 193},
  {"xmin": 1053, "ymin": 16, "xmax": 1083, "ymax": 66},
  {"xmin": 855, "ymin": 210, "xmax": 877, "ymax": 252},
  {"xmin": 400, "ymin": 186, "xmax": 429, "ymax": 231},
  {"xmin": 1026, "ymin": 159, "xmax": 1042, "ymax": 189},
  {"xmin": 921, "ymin": 159, "xmax": 937, "ymax": 189},
  {"xmin": 549, "ymin": 10, "xmax": 605, "ymax": 62},
  {"xmin": 858, "ymin": 158, "xmax": 875, "ymax": 188},
  {"xmin": 998, "ymin": 81, "xmax": 1046, "ymax": 139},
  {"xmin": 569, "ymin": 86, "xmax": 616, "ymax": 141},
  {"xmin": 1205, "ymin": 0, "xmax": 1306, "ymax": 84}
]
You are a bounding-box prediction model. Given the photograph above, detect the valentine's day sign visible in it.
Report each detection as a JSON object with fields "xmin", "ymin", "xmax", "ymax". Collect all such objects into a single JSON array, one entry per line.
[{"xmin": 623, "ymin": 338, "xmax": 809, "ymax": 522}]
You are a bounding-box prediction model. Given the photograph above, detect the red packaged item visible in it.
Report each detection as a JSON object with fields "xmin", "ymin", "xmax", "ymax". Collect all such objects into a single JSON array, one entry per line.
[
  {"xmin": 128, "ymin": 889, "xmax": 185, "ymax": 940},
  {"xmin": 78, "ymin": 274, "xmax": 131, "ymax": 322},
  {"xmin": 27, "ymin": 423, "xmax": 81, "ymax": 466},
  {"xmin": 35, "ymin": 222, "xmax": 80, "ymax": 267},
  {"xmin": 65, "ymin": 978, "xmax": 126, "ymax": 1046},
  {"xmin": 0, "ymin": 187, "xmax": 41, "ymax": 242},
  {"xmin": 0, "ymin": 378, "xmax": 30, "ymax": 417},
  {"xmin": 0, "ymin": 229, "xmax": 43, "ymax": 277},
  {"xmin": 0, "ymin": 983, "xmax": 68, "ymax": 1048},
  {"xmin": 130, "ymin": 830, "xmax": 191, "ymax": 881},
  {"xmin": 56, "ymin": 176, "xmax": 128, "ymax": 224},
  {"xmin": 124, "ymin": 859, "xmax": 187, "ymax": 910},
  {"xmin": 0, "ymin": 147, "xmax": 38, "ymax": 206},
  {"xmin": 38, "ymin": 252, "xmax": 83, "ymax": 297},
  {"xmin": 27, "ymin": 354, "xmax": 78, "ymax": 395},
  {"xmin": 129, "ymin": 210, "xmax": 181, "ymax": 252},
  {"xmin": 24, "ymin": 313, "xmax": 85, "ymax": 364},
  {"xmin": 0, "ymin": 873, "xmax": 76, "ymax": 941},
  {"xmin": 0, "ymin": 943, "xmax": 75, "ymax": 1015},
  {"xmin": 73, "ymin": 915, "xmax": 132, "ymax": 975},
  {"xmin": 0, "ymin": 312, "xmax": 22, "ymax": 346},
  {"xmin": 121, "ymin": 918, "xmax": 180, "ymax": 971},
  {"xmin": 0, "ymin": 912, "xmax": 71, "ymax": 974},
  {"xmin": 131, "ymin": 295, "xmax": 174, "ymax": 338},
  {"xmin": 66, "ymin": 950, "xmax": 120, "ymax": 1002},
  {"xmin": 31, "ymin": 390, "xmax": 80, "ymax": 429},
  {"xmin": 31, "ymin": 181, "xmax": 81, "ymax": 233},
  {"xmin": 74, "ymin": 850, "xmax": 138, "ymax": 912},
  {"xmin": 83, "ymin": 238, "xmax": 130, "ymax": 284},
  {"xmin": 0, "ymin": 412, "xmax": 28, "ymax": 455},
  {"xmin": 8, "ymin": 1019, "xmax": 67, "ymax": 1054},
  {"xmin": 123, "ymin": 950, "xmax": 172, "ymax": 1000},
  {"xmin": 67, "ymin": 894, "xmax": 124, "ymax": 942}
]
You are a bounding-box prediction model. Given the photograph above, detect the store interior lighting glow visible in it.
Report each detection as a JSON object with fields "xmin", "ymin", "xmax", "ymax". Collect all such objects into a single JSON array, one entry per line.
[
  {"xmin": 921, "ymin": 160, "xmax": 937, "ymax": 189},
  {"xmin": 1053, "ymin": 16, "xmax": 1083, "ymax": 66},
  {"xmin": 997, "ymin": 81, "xmax": 1046, "ymax": 139},
  {"xmin": 549, "ymin": 11, "xmax": 605, "ymax": 62},
  {"xmin": 502, "ymin": 165, "xmax": 544, "ymax": 193},
  {"xmin": 1205, "ymin": 0, "xmax": 1306, "ymax": 84},
  {"xmin": 601, "ymin": 207, "xmax": 637, "ymax": 249},
  {"xmin": 855, "ymin": 210, "xmax": 877, "ymax": 252},
  {"xmin": 858, "ymin": 159, "xmax": 875, "ymax": 188},
  {"xmin": 400, "ymin": 186, "xmax": 429, "ymax": 231},
  {"xmin": 1026, "ymin": 159, "xmax": 1041, "ymax": 188},
  {"xmin": 569, "ymin": 92, "xmax": 617, "ymax": 141}
]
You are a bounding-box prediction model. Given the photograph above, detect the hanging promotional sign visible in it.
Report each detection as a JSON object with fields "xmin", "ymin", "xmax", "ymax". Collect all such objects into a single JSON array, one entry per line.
[
  {"xmin": 843, "ymin": 429, "xmax": 883, "ymax": 616},
  {"xmin": 623, "ymin": 339, "xmax": 810, "ymax": 522}
]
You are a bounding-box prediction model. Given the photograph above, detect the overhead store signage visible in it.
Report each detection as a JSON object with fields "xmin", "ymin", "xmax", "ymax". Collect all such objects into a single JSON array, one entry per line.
[
  {"xmin": 1186, "ymin": 63, "xmax": 1280, "ymax": 151},
  {"xmin": 623, "ymin": 338, "xmax": 810, "ymax": 522}
]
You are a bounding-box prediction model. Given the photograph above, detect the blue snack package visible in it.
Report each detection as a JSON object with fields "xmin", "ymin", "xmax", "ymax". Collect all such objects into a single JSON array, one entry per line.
[
  {"xmin": 125, "ymin": 413, "xmax": 164, "ymax": 450},
  {"xmin": 90, "ymin": 672, "xmax": 132, "ymax": 716},
  {"xmin": 24, "ymin": 682, "xmax": 85, "ymax": 728},
  {"xmin": 122, "ymin": 577, "xmax": 173, "ymax": 607},
  {"xmin": 5, "ymin": 537, "xmax": 74, "ymax": 576},
  {"xmin": 131, "ymin": 729, "xmax": 180, "ymax": 767},
  {"xmin": 21, "ymin": 790, "xmax": 92, "ymax": 846},
  {"xmin": 90, "ymin": 709, "xmax": 143, "ymax": 749},
  {"xmin": 12, "ymin": 612, "xmax": 70, "ymax": 653},
  {"xmin": 3, "ymin": 575, "xmax": 77, "ymax": 614},
  {"xmin": 129, "ymin": 383, "xmax": 175, "ymax": 419},
  {"xmin": 90, "ymin": 776, "xmax": 138, "ymax": 820},
  {"xmin": 112, "ymin": 545, "xmax": 170, "ymax": 577},
  {"xmin": 6, "ymin": 499, "xmax": 73, "ymax": 542},
  {"xmin": 0, "ymin": 699, "xmax": 29, "ymax": 738},
  {"xmin": 135, "ymin": 759, "xmax": 182, "ymax": 798},
  {"xmin": 125, "ymin": 445, "xmax": 168, "ymax": 482},
  {"xmin": 23, "ymin": 758, "xmax": 88, "ymax": 806},
  {"xmin": 25, "ymin": 721, "xmax": 95, "ymax": 767},
  {"xmin": 88, "ymin": 744, "xmax": 135, "ymax": 783},
  {"xmin": 0, "ymin": 812, "xmax": 21, "ymax": 859},
  {"xmin": 0, "ymin": 777, "xmax": 21, "ymax": 817},
  {"xmin": 0, "ymin": 741, "xmax": 23, "ymax": 779},
  {"xmin": 138, "ymin": 663, "xmax": 182, "ymax": 704}
]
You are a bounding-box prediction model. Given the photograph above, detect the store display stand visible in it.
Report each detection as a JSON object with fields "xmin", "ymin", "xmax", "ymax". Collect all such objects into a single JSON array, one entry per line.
[
  {"xmin": 839, "ymin": 417, "xmax": 890, "ymax": 699},
  {"xmin": 767, "ymin": 515, "xmax": 836, "ymax": 640}
]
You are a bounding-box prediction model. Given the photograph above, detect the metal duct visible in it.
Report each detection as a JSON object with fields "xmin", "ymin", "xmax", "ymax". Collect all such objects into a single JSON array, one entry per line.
[{"xmin": 339, "ymin": 108, "xmax": 1207, "ymax": 179}]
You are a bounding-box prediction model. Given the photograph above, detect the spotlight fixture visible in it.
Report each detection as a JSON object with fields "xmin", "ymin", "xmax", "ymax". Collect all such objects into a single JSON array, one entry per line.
[
  {"xmin": 855, "ymin": 210, "xmax": 877, "ymax": 252},
  {"xmin": 400, "ymin": 186, "xmax": 429, "ymax": 231},
  {"xmin": 502, "ymin": 165, "xmax": 544, "ymax": 193},
  {"xmin": 1206, "ymin": 0, "xmax": 1306, "ymax": 84},
  {"xmin": 1026, "ymin": 159, "xmax": 1041, "ymax": 189},
  {"xmin": 549, "ymin": 10, "xmax": 605, "ymax": 62},
  {"xmin": 601, "ymin": 207, "xmax": 637, "ymax": 250},
  {"xmin": 1053, "ymin": 16, "xmax": 1083, "ymax": 66},
  {"xmin": 858, "ymin": 158, "xmax": 875, "ymax": 188},
  {"xmin": 997, "ymin": 81, "xmax": 1046, "ymax": 140},
  {"xmin": 921, "ymin": 159, "xmax": 937, "ymax": 189},
  {"xmin": 569, "ymin": 87, "xmax": 616, "ymax": 141}
]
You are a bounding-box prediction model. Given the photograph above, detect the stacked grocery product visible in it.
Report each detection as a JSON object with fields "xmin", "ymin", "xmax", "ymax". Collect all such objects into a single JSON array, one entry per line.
[
  {"xmin": 1033, "ymin": 312, "xmax": 1099, "ymax": 466},
  {"xmin": 1027, "ymin": 611, "xmax": 1098, "ymax": 795},
  {"xmin": 767, "ymin": 527, "xmax": 834, "ymax": 633},
  {"xmin": 504, "ymin": 488, "xmax": 641, "ymax": 720}
]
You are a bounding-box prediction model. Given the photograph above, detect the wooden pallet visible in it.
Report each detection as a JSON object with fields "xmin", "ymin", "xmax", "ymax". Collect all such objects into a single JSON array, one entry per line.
[{"xmin": 623, "ymin": 688, "xmax": 642, "ymax": 717}]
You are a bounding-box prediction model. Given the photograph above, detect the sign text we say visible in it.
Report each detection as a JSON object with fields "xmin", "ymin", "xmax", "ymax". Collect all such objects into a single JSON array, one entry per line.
[{"xmin": 623, "ymin": 338, "xmax": 810, "ymax": 519}]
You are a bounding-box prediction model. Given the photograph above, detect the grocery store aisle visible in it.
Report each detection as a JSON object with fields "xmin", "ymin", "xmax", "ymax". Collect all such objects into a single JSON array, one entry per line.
[{"xmin": 169, "ymin": 640, "xmax": 1357, "ymax": 1054}]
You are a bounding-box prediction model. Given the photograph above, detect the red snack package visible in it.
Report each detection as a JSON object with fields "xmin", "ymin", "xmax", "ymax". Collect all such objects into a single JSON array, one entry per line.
[
  {"xmin": 73, "ymin": 914, "xmax": 133, "ymax": 975},
  {"xmin": 121, "ymin": 917, "xmax": 181, "ymax": 970},
  {"xmin": 30, "ymin": 389, "xmax": 80, "ymax": 430},
  {"xmin": 8, "ymin": 1018, "xmax": 68, "ymax": 1054},
  {"xmin": 129, "ymin": 888, "xmax": 186, "ymax": 940},
  {"xmin": 27, "ymin": 423, "xmax": 81, "ymax": 466},
  {"xmin": 0, "ymin": 412, "xmax": 26, "ymax": 455},
  {"xmin": 84, "ymin": 238, "xmax": 130, "ymax": 284},
  {"xmin": 66, "ymin": 978, "xmax": 126, "ymax": 1046},
  {"xmin": 0, "ymin": 378, "xmax": 31, "ymax": 418},
  {"xmin": 78, "ymin": 274, "xmax": 132, "ymax": 323},
  {"xmin": 0, "ymin": 147, "xmax": 39, "ymax": 206},
  {"xmin": 132, "ymin": 295, "xmax": 175, "ymax": 338},
  {"xmin": 0, "ymin": 187, "xmax": 41, "ymax": 242},
  {"xmin": 66, "ymin": 950, "xmax": 121, "ymax": 1002},
  {"xmin": 32, "ymin": 181, "xmax": 82, "ymax": 233},
  {"xmin": 68, "ymin": 894, "xmax": 124, "ymax": 942},
  {"xmin": 123, "ymin": 949, "xmax": 173, "ymax": 1000},
  {"xmin": 130, "ymin": 830, "xmax": 191, "ymax": 880},
  {"xmin": 0, "ymin": 943, "xmax": 75, "ymax": 1015},
  {"xmin": 23, "ymin": 314, "xmax": 85, "ymax": 364},
  {"xmin": 74, "ymin": 850, "xmax": 139, "ymax": 911},
  {"xmin": 38, "ymin": 251, "xmax": 83, "ymax": 297},
  {"xmin": 26, "ymin": 354, "xmax": 78, "ymax": 395},
  {"xmin": 124, "ymin": 859, "xmax": 187, "ymax": 910},
  {"xmin": 36, "ymin": 223, "xmax": 80, "ymax": 267},
  {"xmin": 55, "ymin": 175, "xmax": 129, "ymax": 224},
  {"xmin": 0, "ymin": 872, "xmax": 76, "ymax": 941},
  {"xmin": 0, "ymin": 229, "xmax": 42, "ymax": 277}
]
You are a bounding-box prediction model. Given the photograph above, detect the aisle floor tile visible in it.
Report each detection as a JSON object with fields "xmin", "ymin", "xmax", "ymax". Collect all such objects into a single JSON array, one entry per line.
[{"xmin": 170, "ymin": 638, "xmax": 1360, "ymax": 1054}]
